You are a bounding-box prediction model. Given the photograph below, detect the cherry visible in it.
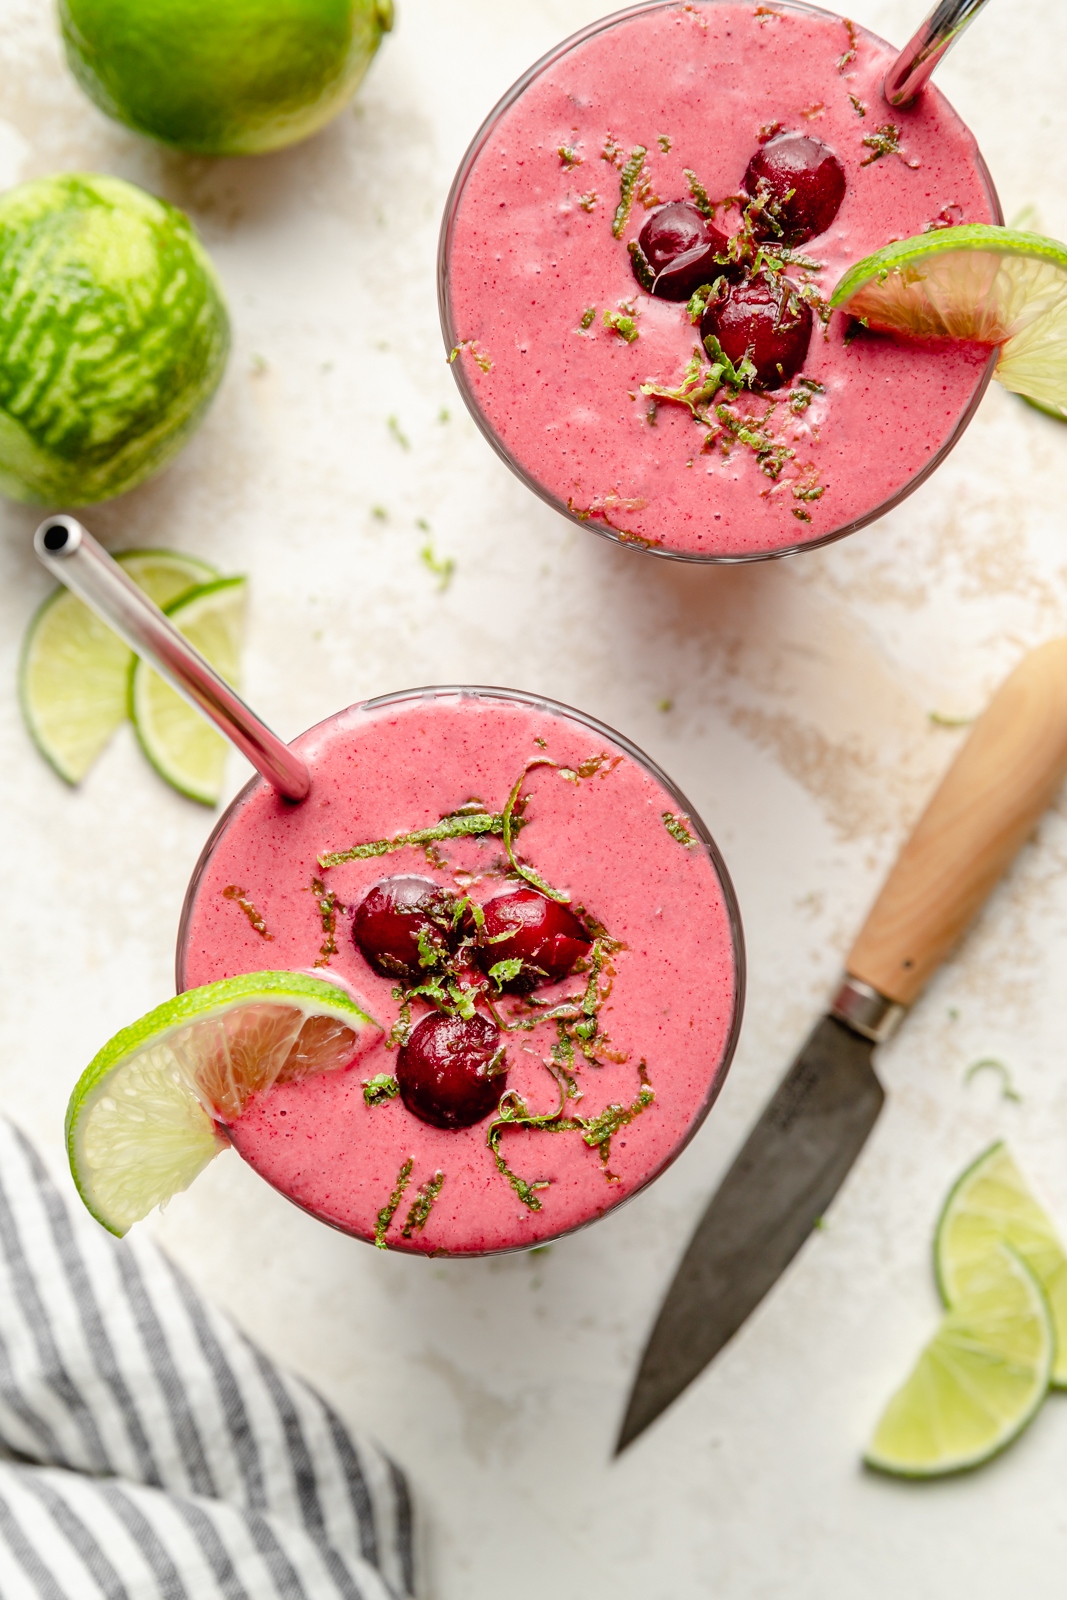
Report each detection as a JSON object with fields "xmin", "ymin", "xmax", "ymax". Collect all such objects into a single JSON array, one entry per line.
[
  {"xmin": 352, "ymin": 876, "xmax": 456, "ymax": 984},
  {"xmin": 701, "ymin": 273, "xmax": 812, "ymax": 391},
  {"xmin": 633, "ymin": 202, "xmax": 730, "ymax": 301},
  {"xmin": 396, "ymin": 1011, "xmax": 505, "ymax": 1129},
  {"xmin": 475, "ymin": 887, "xmax": 591, "ymax": 993},
  {"xmin": 743, "ymin": 133, "xmax": 846, "ymax": 247}
]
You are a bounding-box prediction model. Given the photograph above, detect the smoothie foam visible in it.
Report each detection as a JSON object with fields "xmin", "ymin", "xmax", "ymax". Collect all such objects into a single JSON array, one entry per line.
[
  {"xmin": 179, "ymin": 690, "xmax": 743, "ymax": 1254},
  {"xmin": 441, "ymin": 0, "xmax": 1000, "ymax": 560}
]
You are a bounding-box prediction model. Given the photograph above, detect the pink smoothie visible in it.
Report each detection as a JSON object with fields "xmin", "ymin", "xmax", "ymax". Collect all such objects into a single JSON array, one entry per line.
[
  {"xmin": 179, "ymin": 690, "xmax": 742, "ymax": 1255},
  {"xmin": 441, "ymin": 0, "xmax": 1000, "ymax": 560}
]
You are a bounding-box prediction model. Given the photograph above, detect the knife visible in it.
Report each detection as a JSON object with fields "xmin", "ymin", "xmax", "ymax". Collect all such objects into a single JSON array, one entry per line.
[{"xmin": 617, "ymin": 639, "xmax": 1067, "ymax": 1454}]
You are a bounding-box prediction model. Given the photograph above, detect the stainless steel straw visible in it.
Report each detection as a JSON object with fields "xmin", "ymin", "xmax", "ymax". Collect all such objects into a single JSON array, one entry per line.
[
  {"xmin": 884, "ymin": 0, "xmax": 991, "ymax": 106},
  {"xmin": 33, "ymin": 514, "xmax": 311, "ymax": 803}
]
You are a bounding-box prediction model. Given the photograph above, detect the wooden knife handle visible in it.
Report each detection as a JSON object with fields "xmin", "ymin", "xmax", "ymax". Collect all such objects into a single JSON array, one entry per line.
[{"xmin": 847, "ymin": 639, "xmax": 1067, "ymax": 1007}]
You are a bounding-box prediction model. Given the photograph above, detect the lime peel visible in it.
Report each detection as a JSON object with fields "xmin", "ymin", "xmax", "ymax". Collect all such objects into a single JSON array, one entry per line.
[
  {"xmin": 831, "ymin": 224, "xmax": 1067, "ymax": 420},
  {"xmin": 66, "ymin": 971, "xmax": 381, "ymax": 1236}
]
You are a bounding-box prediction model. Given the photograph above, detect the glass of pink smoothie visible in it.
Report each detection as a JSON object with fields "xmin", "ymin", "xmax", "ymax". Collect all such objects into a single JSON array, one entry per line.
[
  {"xmin": 177, "ymin": 688, "xmax": 744, "ymax": 1255},
  {"xmin": 439, "ymin": 0, "xmax": 1001, "ymax": 562}
]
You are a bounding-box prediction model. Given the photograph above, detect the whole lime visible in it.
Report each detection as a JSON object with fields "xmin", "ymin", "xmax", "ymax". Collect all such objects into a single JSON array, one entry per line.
[
  {"xmin": 59, "ymin": 0, "xmax": 395, "ymax": 158},
  {"xmin": 0, "ymin": 174, "xmax": 229, "ymax": 506}
]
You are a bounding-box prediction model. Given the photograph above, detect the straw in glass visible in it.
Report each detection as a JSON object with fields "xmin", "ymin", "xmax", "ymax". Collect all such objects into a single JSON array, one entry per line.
[{"xmin": 885, "ymin": 0, "xmax": 991, "ymax": 106}]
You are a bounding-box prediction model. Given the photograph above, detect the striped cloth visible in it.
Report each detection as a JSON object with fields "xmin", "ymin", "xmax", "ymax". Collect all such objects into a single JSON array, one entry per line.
[{"xmin": 0, "ymin": 1120, "xmax": 416, "ymax": 1600}]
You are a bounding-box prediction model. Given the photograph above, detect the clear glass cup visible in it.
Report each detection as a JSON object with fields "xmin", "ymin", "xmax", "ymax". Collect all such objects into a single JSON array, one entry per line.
[
  {"xmin": 177, "ymin": 685, "xmax": 745, "ymax": 1255},
  {"xmin": 438, "ymin": 0, "xmax": 1002, "ymax": 564}
]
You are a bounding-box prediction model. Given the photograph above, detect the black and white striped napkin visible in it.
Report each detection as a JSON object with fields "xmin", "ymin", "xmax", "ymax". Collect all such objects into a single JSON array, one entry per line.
[{"xmin": 0, "ymin": 1119, "xmax": 416, "ymax": 1599}]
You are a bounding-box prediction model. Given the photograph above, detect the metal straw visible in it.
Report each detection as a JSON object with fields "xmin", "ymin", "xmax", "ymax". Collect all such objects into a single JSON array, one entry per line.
[
  {"xmin": 884, "ymin": 0, "xmax": 991, "ymax": 106},
  {"xmin": 33, "ymin": 515, "xmax": 311, "ymax": 804}
]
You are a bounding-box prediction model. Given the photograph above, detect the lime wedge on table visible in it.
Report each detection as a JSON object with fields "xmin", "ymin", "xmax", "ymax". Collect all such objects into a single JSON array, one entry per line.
[
  {"xmin": 19, "ymin": 549, "xmax": 218, "ymax": 784},
  {"xmin": 936, "ymin": 1141, "xmax": 1067, "ymax": 1387},
  {"xmin": 866, "ymin": 1242, "xmax": 1053, "ymax": 1478},
  {"xmin": 67, "ymin": 971, "xmax": 381, "ymax": 1236},
  {"xmin": 831, "ymin": 225, "xmax": 1067, "ymax": 418},
  {"xmin": 130, "ymin": 576, "xmax": 246, "ymax": 807}
]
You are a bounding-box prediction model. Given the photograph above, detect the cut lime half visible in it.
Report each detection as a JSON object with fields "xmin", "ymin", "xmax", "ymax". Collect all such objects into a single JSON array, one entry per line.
[
  {"xmin": 936, "ymin": 1141, "xmax": 1067, "ymax": 1387},
  {"xmin": 129, "ymin": 576, "xmax": 246, "ymax": 806},
  {"xmin": 67, "ymin": 971, "xmax": 381, "ymax": 1236},
  {"xmin": 865, "ymin": 1242, "xmax": 1053, "ymax": 1478},
  {"xmin": 19, "ymin": 549, "xmax": 218, "ymax": 784},
  {"xmin": 831, "ymin": 225, "xmax": 1067, "ymax": 419}
]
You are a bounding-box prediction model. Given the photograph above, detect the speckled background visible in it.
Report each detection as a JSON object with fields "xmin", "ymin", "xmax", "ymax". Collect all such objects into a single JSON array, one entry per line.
[{"xmin": 2, "ymin": 2, "xmax": 1067, "ymax": 1595}]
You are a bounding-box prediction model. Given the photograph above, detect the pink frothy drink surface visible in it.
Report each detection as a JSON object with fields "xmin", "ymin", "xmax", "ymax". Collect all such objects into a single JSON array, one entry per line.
[
  {"xmin": 442, "ymin": 0, "xmax": 1000, "ymax": 559},
  {"xmin": 179, "ymin": 691, "xmax": 742, "ymax": 1255}
]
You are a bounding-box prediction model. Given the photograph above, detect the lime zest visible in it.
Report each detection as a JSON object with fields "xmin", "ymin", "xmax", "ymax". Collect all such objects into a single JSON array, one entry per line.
[
  {"xmin": 375, "ymin": 1158, "xmax": 413, "ymax": 1248},
  {"xmin": 318, "ymin": 809, "xmax": 511, "ymax": 869},
  {"xmin": 222, "ymin": 885, "xmax": 273, "ymax": 940},
  {"xmin": 401, "ymin": 1172, "xmax": 445, "ymax": 1239}
]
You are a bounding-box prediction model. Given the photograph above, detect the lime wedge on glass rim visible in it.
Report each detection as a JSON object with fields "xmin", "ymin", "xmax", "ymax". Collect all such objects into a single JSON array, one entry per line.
[
  {"xmin": 66, "ymin": 971, "xmax": 381, "ymax": 1236},
  {"xmin": 936, "ymin": 1140, "xmax": 1067, "ymax": 1387},
  {"xmin": 19, "ymin": 549, "xmax": 218, "ymax": 784},
  {"xmin": 866, "ymin": 1240, "xmax": 1053, "ymax": 1478},
  {"xmin": 129, "ymin": 575, "xmax": 246, "ymax": 806},
  {"xmin": 831, "ymin": 225, "xmax": 1067, "ymax": 418}
]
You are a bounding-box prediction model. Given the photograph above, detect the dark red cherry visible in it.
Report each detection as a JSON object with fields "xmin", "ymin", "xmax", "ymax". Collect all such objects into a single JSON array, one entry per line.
[
  {"xmin": 396, "ymin": 1011, "xmax": 505, "ymax": 1129},
  {"xmin": 743, "ymin": 133, "xmax": 846, "ymax": 246},
  {"xmin": 633, "ymin": 202, "xmax": 730, "ymax": 301},
  {"xmin": 476, "ymin": 888, "xmax": 591, "ymax": 993},
  {"xmin": 701, "ymin": 273, "xmax": 812, "ymax": 391},
  {"xmin": 352, "ymin": 876, "xmax": 456, "ymax": 983}
]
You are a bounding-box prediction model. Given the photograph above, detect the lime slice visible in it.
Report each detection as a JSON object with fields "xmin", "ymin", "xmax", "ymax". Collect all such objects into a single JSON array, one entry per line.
[
  {"xmin": 66, "ymin": 970, "xmax": 381, "ymax": 1236},
  {"xmin": 936, "ymin": 1141, "xmax": 1067, "ymax": 1387},
  {"xmin": 830, "ymin": 225, "xmax": 1067, "ymax": 418},
  {"xmin": 19, "ymin": 550, "xmax": 220, "ymax": 785},
  {"xmin": 865, "ymin": 1242, "xmax": 1053, "ymax": 1478},
  {"xmin": 129, "ymin": 576, "xmax": 246, "ymax": 806}
]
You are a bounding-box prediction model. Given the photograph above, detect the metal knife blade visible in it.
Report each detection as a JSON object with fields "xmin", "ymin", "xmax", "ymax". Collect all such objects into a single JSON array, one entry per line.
[
  {"xmin": 616, "ymin": 1015, "xmax": 884, "ymax": 1454},
  {"xmin": 617, "ymin": 641, "xmax": 1067, "ymax": 1455}
]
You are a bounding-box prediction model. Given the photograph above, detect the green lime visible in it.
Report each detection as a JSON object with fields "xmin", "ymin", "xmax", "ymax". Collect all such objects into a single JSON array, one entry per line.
[
  {"xmin": 0, "ymin": 174, "xmax": 229, "ymax": 505},
  {"xmin": 19, "ymin": 549, "xmax": 219, "ymax": 784},
  {"xmin": 936, "ymin": 1141, "xmax": 1067, "ymax": 1387},
  {"xmin": 66, "ymin": 970, "xmax": 381, "ymax": 1235},
  {"xmin": 59, "ymin": 0, "xmax": 395, "ymax": 157},
  {"xmin": 830, "ymin": 225, "xmax": 1067, "ymax": 419},
  {"xmin": 129, "ymin": 577, "xmax": 247, "ymax": 806},
  {"xmin": 865, "ymin": 1243, "xmax": 1053, "ymax": 1478}
]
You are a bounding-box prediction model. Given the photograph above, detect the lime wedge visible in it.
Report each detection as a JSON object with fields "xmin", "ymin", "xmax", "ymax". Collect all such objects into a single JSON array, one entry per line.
[
  {"xmin": 830, "ymin": 225, "xmax": 1067, "ymax": 418},
  {"xmin": 866, "ymin": 1242, "xmax": 1053, "ymax": 1478},
  {"xmin": 936, "ymin": 1141, "xmax": 1067, "ymax": 1387},
  {"xmin": 66, "ymin": 970, "xmax": 381, "ymax": 1236},
  {"xmin": 129, "ymin": 576, "xmax": 246, "ymax": 806},
  {"xmin": 19, "ymin": 549, "xmax": 218, "ymax": 784}
]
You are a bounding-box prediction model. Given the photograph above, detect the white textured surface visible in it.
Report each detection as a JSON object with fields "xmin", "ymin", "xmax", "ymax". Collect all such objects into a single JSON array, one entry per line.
[{"xmin": 3, "ymin": 2, "xmax": 1067, "ymax": 1594}]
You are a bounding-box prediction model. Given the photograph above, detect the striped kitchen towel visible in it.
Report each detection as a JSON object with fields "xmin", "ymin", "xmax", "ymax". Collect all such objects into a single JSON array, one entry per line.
[{"xmin": 0, "ymin": 1118, "xmax": 416, "ymax": 1599}]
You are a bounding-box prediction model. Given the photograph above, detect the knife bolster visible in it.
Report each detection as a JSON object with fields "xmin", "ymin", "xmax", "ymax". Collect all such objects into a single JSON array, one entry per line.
[{"xmin": 831, "ymin": 976, "xmax": 905, "ymax": 1044}]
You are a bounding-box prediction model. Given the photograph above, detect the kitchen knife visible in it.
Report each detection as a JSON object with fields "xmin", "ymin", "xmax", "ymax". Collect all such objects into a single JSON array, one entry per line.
[{"xmin": 617, "ymin": 638, "xmax": 1067, "ymax": 1454}]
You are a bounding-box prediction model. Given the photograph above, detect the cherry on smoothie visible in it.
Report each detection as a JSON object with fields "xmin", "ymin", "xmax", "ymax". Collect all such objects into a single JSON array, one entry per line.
[
  {"xmin": 633, "ymin": 202, "xmax": 730, "ymax": 301},
  {"xmin": 396, "ymin": 1011, "xmax": 506, "ymax": 1130},
  {"xmin": 701, "ymin": 274, "xmax": 813, "ymax": 391},
  {"xmin": 742, "ymin": 133, "xmax": 846, "ymax": 247},
  {"xmin": 352, "ymin": 876, "xmax": 457, "ymax": 983},
  {"xmin": 476, "ymin": 887, "xmax": 591, "ymax": 992}
]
